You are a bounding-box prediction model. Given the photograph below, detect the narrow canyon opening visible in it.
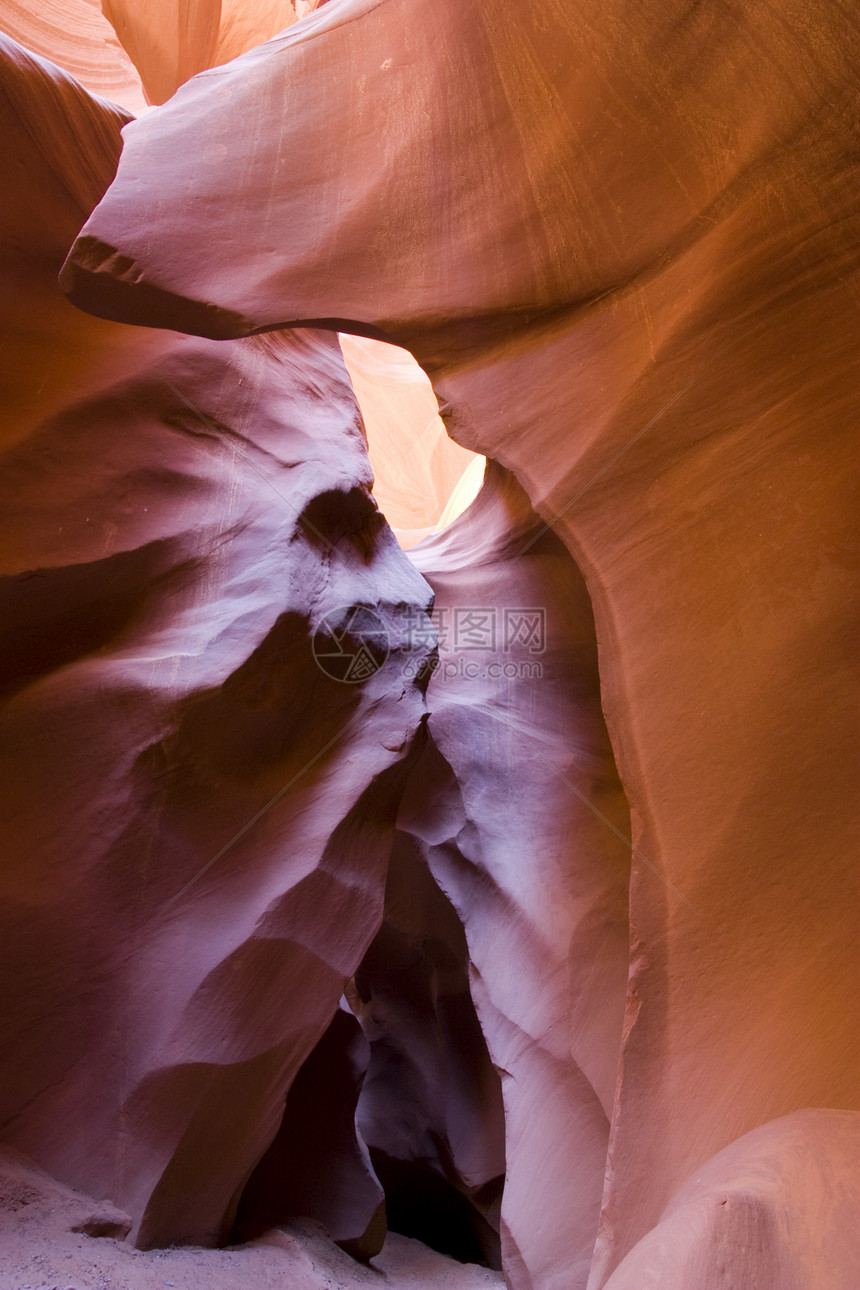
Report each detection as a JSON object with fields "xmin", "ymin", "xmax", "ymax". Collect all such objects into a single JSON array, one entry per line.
[
  {"xmin": 231, "ymin": 337, "xmax": 506, "ymax": 1267},
  {"xmin": 337, "ymin": 334, "xmax": 486, "ymax": 548},
  {"xmin": 226, "ymin": 333, "xmax": 632, "ymax": 1275}
]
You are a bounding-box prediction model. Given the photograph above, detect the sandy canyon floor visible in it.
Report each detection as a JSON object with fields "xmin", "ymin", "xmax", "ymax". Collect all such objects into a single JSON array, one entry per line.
[{"xmin": 0, "ymin": 1149, "xmax": 502, "ymax": 1290}]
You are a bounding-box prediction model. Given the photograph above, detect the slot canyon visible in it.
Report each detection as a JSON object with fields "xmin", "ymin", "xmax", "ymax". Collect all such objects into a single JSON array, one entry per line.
[{"xmin": 0, "ymin": 2, "xmax": 857, "ymax": 1288}]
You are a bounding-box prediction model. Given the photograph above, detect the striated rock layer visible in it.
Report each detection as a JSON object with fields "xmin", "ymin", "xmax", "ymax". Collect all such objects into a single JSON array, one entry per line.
[
  {"xmin": 99, "ymin": 0, "xmax": 301, "ymax": 106},
  {"xmin": 61, "ymin": 0, "xmax": 860, "ymax": 1285},
  {"xmin": 0, "ymin": 32, "xmax": 436, "ymax": 1255},
  {"xmin": 0, "ymin": 0, "xmax": 146, "ymax": 113}
]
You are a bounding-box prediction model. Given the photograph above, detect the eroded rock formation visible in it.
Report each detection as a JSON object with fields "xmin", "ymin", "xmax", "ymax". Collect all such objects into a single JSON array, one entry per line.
[
  {"xmin": 0, "ymin": 0, "xmax": 146, "ymax": 112},
  {"xmin": 600, "ymin": 1110, "xmax": 860, "ymax": 1290},
  {"xmin": 351, "ymin": 833, "xmax": 506, "ymax": 1268},
  {"xmin": 0, "ymin": 30, "xmax": 434, "ymax": 1255},
  {"xmin": 99, "ymin": 0, "xmax": 302, "ymax": 105},
  {"xmin": 57, "ymin": 1, "xmax": 858, "ymax": 1282},
  {"xmin": 235, "ymin": 1002, "xmax": 386, "ymax": 1260},
  {"xmin": 1, "ymin": 0, "xmax": 858, "ymax": 1287}
]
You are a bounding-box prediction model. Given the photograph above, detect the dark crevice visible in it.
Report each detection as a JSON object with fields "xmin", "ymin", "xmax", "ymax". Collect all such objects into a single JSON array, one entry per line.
[{"xmin": 371, "ymin": 1149, "xmax": 503, "ymax": 1268}]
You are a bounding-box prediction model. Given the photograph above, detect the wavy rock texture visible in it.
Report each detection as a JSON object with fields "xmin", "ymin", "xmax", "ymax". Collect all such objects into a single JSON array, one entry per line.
[
  {"xmin": 0, "ymin": 32, "xmax": 434, "ymax": 1254},
  {"xmin": 99, "ymin": 0, "xmax": 300, "ymax": 105},
  {"xmin": 0, "ymin": 0, "xmax": 147, "ymax": 113},
  {"xmin": 60, "ymin": 0, "xmax": 860, "ymax": 1285},
  {"xmin": 100, "ymin": 0, "xmax": 224, "ymax": 105}
]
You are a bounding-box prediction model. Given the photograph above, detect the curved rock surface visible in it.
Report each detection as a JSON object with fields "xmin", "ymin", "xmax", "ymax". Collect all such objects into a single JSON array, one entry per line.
[
  {"xmin": 2, "ymin": 1, "xmax": 858, "ymax": 1287},
  {"xmin": 0, "ymin": 0, "xmax": 147, "ymax": 113},
  {"xmin": 99, "ymin": 0, "xmax": 301, "ymax": 105},
  {"xmin": 100, "ymin": 0, "xmax": 224, "ymax": 105},
  {"xmin": 59, "ymin": 1, "xmax": 859, "ymax": 1281},
  {"xmin": 601, "ymin": 1110, "xmax": 860, "ymax": 1290},
  {"xmin": 0, "ymin": 32, "xmax": 433, "ymax": 1253},
  {"xmin": 402, "ymin": 464, "xmax": 631, "ymax": 1289}
]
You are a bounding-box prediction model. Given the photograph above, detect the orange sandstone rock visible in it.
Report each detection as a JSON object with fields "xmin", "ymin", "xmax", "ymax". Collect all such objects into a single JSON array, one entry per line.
[
  {"xmin": 17, "ymin": 0, "xmax": 860, "ymax": 1284},
  {"xmin": 0, "ymin": 0, "xmax": 146, "ymax": 113}
]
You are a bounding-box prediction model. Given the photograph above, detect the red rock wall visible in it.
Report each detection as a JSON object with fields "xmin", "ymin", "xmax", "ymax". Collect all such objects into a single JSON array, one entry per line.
[{"xmin": 2, "ymin": 1, "xmax": 858, "ymax": 1286}]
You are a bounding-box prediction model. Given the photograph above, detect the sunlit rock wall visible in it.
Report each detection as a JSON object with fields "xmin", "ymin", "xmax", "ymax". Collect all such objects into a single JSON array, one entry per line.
[
  {"xmin": 1, "ymin": 0, "xmax": 858, "ymax": 1286},
  {"xmin": 0, "ymin": 0, "xmax": 146, "ymax": 112},
  {"xmin": 338, "ymin": 335, "xmax": 481, "ymax": 544}
]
